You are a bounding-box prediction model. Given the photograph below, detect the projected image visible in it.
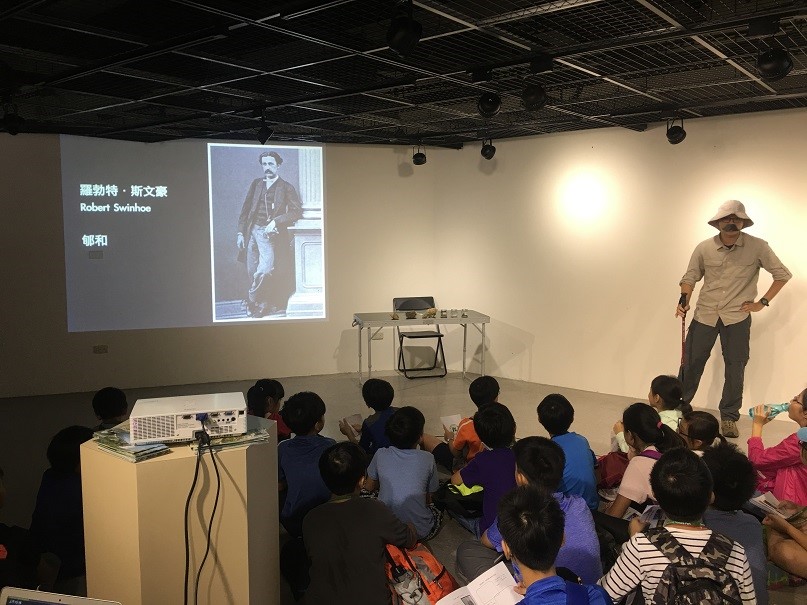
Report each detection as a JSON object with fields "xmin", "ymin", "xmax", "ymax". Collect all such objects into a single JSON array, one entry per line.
[{"xmin": 208, "ymin": 144, "xmax": 325, "ymax": 321}]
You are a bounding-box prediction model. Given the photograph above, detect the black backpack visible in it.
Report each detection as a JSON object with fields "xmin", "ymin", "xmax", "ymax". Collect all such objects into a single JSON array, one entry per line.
[{"xmin": 645, "ymin": 527, "xmax": 743, "ymax": 605}]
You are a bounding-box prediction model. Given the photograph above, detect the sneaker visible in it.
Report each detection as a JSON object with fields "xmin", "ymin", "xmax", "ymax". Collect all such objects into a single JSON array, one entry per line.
[{"xmin": 722, "ymin": 419, "xmax": 739, "ymax": 438}]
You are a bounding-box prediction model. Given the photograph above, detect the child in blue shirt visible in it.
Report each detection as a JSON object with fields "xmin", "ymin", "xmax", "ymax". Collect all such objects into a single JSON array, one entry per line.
[
  {"xmin": 366, "ymin": 406, "xmax": 441, "ymax": 540},
  {"xmin": 278, "ymin": 392, "xmax": 335, "ymax": 537},
  {"xmin": 339, "ymin": 378, "xmax": 398, "ymax": 457},
  {"xmin": 537, "ymin": 393, "xmax": 599, "ymax": 510},
  {"xmin": 498, "ymin": 485, "xmax": 612, "ymax": 604}
]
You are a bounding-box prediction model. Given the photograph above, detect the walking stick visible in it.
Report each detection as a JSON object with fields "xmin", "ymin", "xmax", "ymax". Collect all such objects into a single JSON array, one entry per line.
[{"xmin": 678, "ymin": 293, "xmax": 688, "ymax": 373}]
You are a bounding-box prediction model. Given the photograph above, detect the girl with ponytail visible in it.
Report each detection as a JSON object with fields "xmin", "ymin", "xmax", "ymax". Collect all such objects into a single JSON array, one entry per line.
[
  {"xmin": 605, "ymin": 403, "xmax": 684, "ymax": 518},
  {"xmin": 679, "ymin": 411, "xmax": 726, "ymax": 453}
]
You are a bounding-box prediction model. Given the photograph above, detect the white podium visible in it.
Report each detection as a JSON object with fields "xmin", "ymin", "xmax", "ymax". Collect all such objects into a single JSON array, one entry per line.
[{"xmin": 81, "ymin": 419, "xmax": 278, "ymax": 605}]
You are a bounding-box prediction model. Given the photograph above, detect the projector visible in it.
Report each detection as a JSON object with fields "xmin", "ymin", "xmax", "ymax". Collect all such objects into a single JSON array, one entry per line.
[{"xmin": 130, "ymin": 392, "xmax": 248, "ymax": 445}]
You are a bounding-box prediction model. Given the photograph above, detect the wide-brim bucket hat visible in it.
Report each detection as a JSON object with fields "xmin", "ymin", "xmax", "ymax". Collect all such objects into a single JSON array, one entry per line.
[{"xmin": 708, "ymin": 200, "xmax": 753, "ymax": 229}]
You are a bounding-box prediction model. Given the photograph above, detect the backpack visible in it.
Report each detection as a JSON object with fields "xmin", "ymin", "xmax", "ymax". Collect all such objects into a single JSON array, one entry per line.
[
  {"xmin": 645, "ymin": 527, "xmax": 743, "ymax": 605},
  {"xmin": 385, "ymin": 543, "xmax": 459, "ymax": 605}
]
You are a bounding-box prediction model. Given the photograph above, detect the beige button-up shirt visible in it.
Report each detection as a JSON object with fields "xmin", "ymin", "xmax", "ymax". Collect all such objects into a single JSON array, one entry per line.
[{"xmin": 680, "ymin": 232, "xmax": 792, "ymax": 327}]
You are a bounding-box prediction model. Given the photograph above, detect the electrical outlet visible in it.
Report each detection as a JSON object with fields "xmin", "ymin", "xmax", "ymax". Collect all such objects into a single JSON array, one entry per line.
[
  {"xmin": 93, "ymin": 345, "xmax": 108, "ymax": 354},
  {"xmin": 372, "ymin": 331, "xmax": 384, "ymax": 340}
]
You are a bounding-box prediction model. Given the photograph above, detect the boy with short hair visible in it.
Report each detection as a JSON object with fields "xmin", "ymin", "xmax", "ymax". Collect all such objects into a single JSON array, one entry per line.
[
  {"xmin": 339, "ymin": 378, "xmax": 397, "ymax": 457},
  {"xmin": 301, "ymin": 442, "xmax": 417, "ymax": 605},
  {"xmin": 457, "ymin": 437, "xmax": 602, "ymax": 584},
  {"xmin": 450, "ymin": 402, "xmax": 516, "ymax": 538},
  {"xmin": 91, "ymin": 386, "xmax": 129, "ymax": 430},
  {"xmin": 702, "ymin": 443, "xmax": 768, "ymax": 605},
  {"xmin": 423, "ymin": 375, "xmax": 500, "ymax": 472},
  {"xmin": 599, "ymin": 447, "xmax": 756, "ymax": 604},
  {"xmin": 497, "ymin": 485, "xmax": 611, "ymax": 604},
  {"xmin": 537, "ymin": 393, "xmax": 599, "ymax": 510},
  {"xmin": 365, "ymin": 406, "xmax": 441, "ymax": 540},
  {"xmin": 278, "ymin": 391, "xmax": 335, "ymax": 537}
]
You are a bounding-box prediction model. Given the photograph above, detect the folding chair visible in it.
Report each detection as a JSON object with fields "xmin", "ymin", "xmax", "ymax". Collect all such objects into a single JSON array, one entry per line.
[{"xmin": 393, "ymin": 297, "xmax": 447, "ymax": 379}]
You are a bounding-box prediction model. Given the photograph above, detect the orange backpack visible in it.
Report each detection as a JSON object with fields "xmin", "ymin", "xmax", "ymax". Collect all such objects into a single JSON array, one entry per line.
[{"xmin": 385, "ymin": 542, "xmax": 459, "ymax": 604}]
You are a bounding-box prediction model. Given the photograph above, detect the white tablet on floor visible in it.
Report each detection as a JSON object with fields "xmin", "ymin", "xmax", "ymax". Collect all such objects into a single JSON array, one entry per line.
[{"xmin": 0, "ymin": 588, "xmax": 120, "ymax": 605}]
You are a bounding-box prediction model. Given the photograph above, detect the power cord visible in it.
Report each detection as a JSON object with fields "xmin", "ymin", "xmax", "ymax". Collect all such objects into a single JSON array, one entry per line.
[
  {"xmin": 193, "ymin": 419, "xmax": 222, "ymax": 605},
  {"xmin": 183, "ymin": 421, "xmax": 206, "ymax": 605}
]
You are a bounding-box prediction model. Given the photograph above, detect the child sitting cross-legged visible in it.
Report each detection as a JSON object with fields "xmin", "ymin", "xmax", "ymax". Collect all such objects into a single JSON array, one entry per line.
[
  {"xmin": 456, "ymin": 436, "xmax": 602, "ymax": 585},
  {"xmin": 339, "ymin": 378, "xmax": 398, "ymax": 457},
  {"xmin": 365, "ymin": 406, "xmax": 442, "ymax": 541},
  {"xmin": 599, "ymin": 447, "xmax": 756, "ymax": 604},
  {"xmin": 301, "ymin": 442, "xmax": 417, "ymax": 605},
  {"xmin": 497, "ymin": 485, "xmax": 612, "ymax": 604},
  {"xmin": 449, "ymin": 402, "xmax": 517, "ymax": 538}
]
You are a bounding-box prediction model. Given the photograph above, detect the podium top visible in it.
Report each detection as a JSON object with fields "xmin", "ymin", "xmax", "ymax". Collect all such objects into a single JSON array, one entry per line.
[{"xmin": 353, "ymin": 310, "xmax": 490, "ymax": 328}]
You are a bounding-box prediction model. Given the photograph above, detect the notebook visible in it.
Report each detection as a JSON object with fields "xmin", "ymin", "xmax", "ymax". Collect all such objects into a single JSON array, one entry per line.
[{"xmin": 0, "ymin": 588, "xmax": 121, "ymax": 605}]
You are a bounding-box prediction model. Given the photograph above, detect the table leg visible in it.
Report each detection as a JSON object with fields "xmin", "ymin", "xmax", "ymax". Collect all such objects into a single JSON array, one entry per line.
[
  {"xmin": 462, "ymin": 323, "xmax": 468, "ymax": 378},
  {"xmin": 358, "ymin": 326, "xmax": 363, "ymax": 384},
  {"xmin": 481, "ymin": 323, "xmax": 486, "ymax": 376},
  {"xmin": 367, "ymin": 326, "xmax": 373, "ymax": 379}
]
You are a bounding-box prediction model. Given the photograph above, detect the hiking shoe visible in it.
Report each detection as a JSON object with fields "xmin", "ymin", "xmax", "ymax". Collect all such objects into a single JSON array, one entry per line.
[{"xmin": 722, "ymin": 419, "xmax": 739, "ymax": 438}]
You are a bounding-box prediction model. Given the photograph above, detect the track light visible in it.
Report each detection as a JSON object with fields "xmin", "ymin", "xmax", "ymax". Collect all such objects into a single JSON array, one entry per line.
[
  {"xmin": 477, "ymin": 92, "xmax": 501, "ymax": 118},
  {"xmin": 666, "ymin": 118, "xmax": 686, "ymax": 145},
  {"xmin": 412, "ymin": 145, "xmax": 427, "ymax": 166},
  {"xmin": 480, "ymin": 138, "xmax": 496, "ymax": 160},
  {"xmin": 757, "ymin": 47, "xmax": 793, "ymax": 82},
  {"xmin": 1, "ymin": 102, "xmax": 25, "ymax": 136},
  {"xmin": 387, "ymin": 1, "xmax": 422, "ymax": 57},
  {"xmin": 522, "ymin": 84, "xmax": 547, "ymax": 111},
  {"xmin": 256, "ymin": 112, "xmax": 273, "ymax": 145}
]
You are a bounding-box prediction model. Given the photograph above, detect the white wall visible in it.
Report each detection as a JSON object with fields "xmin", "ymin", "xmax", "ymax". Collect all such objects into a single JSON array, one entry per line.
[
  {"xmin": 432, "ymin": 108, "xmax": 807, "ymax": 408},
  {"xmin": 1, "ymin": 109, "xmax": 805, "ymax": 408}
]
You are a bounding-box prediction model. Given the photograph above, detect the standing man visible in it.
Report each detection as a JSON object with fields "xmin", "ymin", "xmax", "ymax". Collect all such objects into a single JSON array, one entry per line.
[
  {"xmin": 236, "ymin": 151, "xmax": 302, "ymax": 318},
  {"xmin": 676, "ymin": 200, "xmax": 791, "ymax": 438}
]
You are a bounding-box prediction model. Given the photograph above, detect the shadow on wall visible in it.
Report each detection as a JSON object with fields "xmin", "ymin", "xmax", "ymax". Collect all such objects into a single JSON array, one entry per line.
[
  {"xmin": 478, "ymin": 156, "xmax": 498, "ymax": 175},
  {"xmin": 474, "ymin": 319, "xmax": 534, "ymax": 381}
]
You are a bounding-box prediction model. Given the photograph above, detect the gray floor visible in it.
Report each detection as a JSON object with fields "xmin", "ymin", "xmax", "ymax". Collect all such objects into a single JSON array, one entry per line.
[{"xmin": 272, "ymin": 371, "xmax": 805, "ymax": 605}]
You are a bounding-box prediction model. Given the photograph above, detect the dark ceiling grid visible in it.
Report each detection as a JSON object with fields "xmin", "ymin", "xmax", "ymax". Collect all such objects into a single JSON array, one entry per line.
[{"xmin": 0, "ymin": 0, "xmax": 806, "ymax": 144}]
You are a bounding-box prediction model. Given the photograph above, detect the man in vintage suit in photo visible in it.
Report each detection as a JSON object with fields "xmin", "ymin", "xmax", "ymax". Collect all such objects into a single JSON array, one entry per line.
[{"xmin": 236, "ymin": 151, "xmax": 303, "ymax": 318}]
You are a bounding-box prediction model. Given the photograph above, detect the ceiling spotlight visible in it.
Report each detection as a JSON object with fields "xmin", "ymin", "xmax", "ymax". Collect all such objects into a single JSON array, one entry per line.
[
  {"xmin": 522, "ymin": 84, "xmax": 547, "ymax": 111},
  {"xmin": 412, "ymin": 145, "xmax": 427, "ymax": 166},
  {"xmin": 1, "ymin": 103, "xmax": 25, "ymax": 136},
  {"xmin": 757, "ymin": 47, "xmax": 793, "ymax": 82},
  {"xmin": 387, "ymin": 1, "xmax": 422, "ymax": 57},
  {"xmin": 480, "ymin": 138, "xmax": 496, "ymax": 160},
  {"xmin": 666, "ymin": 118, "xmax": 686, "ymax": 145},
  {"xmin": 477, "ymin": 92, "xmax": 501, "ymax": 118}
]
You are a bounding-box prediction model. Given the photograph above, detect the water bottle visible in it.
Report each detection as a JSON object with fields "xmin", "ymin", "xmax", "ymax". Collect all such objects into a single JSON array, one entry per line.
[{"xmin": 748, "ymin": 402, "xmax": 790, "ymax": 418}]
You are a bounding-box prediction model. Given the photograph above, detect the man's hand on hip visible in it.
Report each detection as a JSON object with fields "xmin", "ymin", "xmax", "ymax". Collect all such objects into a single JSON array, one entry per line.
[
  {"xmin": 740, "ymin": 301, "xmax": 765, "ymax": 312},
  {"xmin": 236, "ymin": 233, "xmax": 245, "ymax": 249},
  {"xmin": 264, "ymin": 220, "xmax": 277, "ymax": 237}
]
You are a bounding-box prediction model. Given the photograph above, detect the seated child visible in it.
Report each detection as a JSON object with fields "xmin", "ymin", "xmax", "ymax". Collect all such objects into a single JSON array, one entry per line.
[
  {"xmin": 253, "ymin": 378, "xmax": 290, "ymax": 441},
  {"xmin": 760, "ymin": 426, "xmax": 807, "ymax": 579},
  {"xmin": 301, "ymin": 442, "xmax": 417, "ymax": 605},
  {"xmin": 612, "ymin": 375, "xmax": 690, "ymax": 454},
  {"xmin": 29, "ymin": 426, "xmax": 95, "ymax": 585},
  {"xmin": 497, "ymin": 485, "xmax": 612, "ymax": 604},
  {"xmin": 91, "ymin": 387, "xmax": 129, "ymax": 431},
  {"xmin": 450, "ymin": 402, "xmax": 516, "ymax": 538},
  {"xmin": 422, "ymin": 376, "xmax": 499, "ymax": 472},
  {"xmin": 600, "ymin": 448, "xmax": 755, "ymax": 604},
  {"xmin": 604, "ymin": 403, "xmax": 683, "ymax": 519},
  {"xmin": 339, "ymin": 378, "xmax": 397, "ymax": 457},
  {"xmin": 278, "ymin": 392, "xmax": 335, "ymax": 537},
  {"xmin": 458, "ymin": 437, "xmax": 602, "ymax": 584},
  {"xmin": 679, "ymin": 410, "xmax": 726, "ymax": 453},
  {"xmin": 702, "ymin": 443, "xmax": 769, "ymax": 604},
  {"xmin": 749, "ymin": 386, "xmax": 807, "ymax": 505},
  {"xmin": 536, "ymin": 393, "xmax": 598, "ymax": 510},
  {"xmin": 366, "ymin": 406, "xmax": 441, "ymax": 541}
]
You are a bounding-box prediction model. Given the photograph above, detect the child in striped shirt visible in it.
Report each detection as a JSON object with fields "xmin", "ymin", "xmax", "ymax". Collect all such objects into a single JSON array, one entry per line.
[{"xmin": 599, "ymin": 448, "xmax": 756, "ymax": 604}]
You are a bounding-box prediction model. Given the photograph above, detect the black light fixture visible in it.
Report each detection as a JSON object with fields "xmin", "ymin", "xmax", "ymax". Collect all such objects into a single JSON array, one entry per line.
[
  {"xmin": 522, "ymin": 83, "xmax": 547, "ymax": 111},
  {"xmin": 480, "ymin": 138, "xmax": 496, "ymax": 160},
  {"xmin": 412, "ymin": 144, "xmax": 427, "ymax": 166},
  {"xmin": 387, "ymin": 0, "xmax": 422, "ymax": 57},
  {"xmin": 256, "ymin": 111, "xmax": 273, "ymax": 145},
  {"xmin": 666, "ymin": 118, "xmax": 686, "ymax": 145},
  {"xmin": 757, "ymin": 46, "xmax": 793, "ymax": 82},
  {"xmin": 477, "ymin": 92, "xmax": 501, "ymax": 118},
  {"xmin": 1, "ymin": 102, "xmax": 25, "ymax": 136}
]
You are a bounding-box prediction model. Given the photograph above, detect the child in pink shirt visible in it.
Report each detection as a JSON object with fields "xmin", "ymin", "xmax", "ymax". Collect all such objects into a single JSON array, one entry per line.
[{"xmin": 748, "ymin": 387, "xmax": 807, "ymax": 506}]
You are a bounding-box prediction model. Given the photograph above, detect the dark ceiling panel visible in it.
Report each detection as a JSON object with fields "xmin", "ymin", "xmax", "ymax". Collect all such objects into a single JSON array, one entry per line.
[{"xmin": 1, "ymin": 0, "xmax": 805, "ymax": 145}]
